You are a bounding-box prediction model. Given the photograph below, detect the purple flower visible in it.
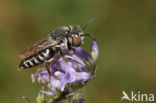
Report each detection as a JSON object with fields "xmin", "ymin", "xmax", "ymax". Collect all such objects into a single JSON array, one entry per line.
[
  {"xmin": 32, "ymin": 41, "xmax": 99, "ymax": 102},
  {"xmin": 68, "ymin": 95, "xmax": 85, "ymax": 103}
]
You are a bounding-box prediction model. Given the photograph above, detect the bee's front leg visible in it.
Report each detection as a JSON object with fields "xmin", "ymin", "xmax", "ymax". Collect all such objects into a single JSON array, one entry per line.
[
  {"xmin": 71, "ymin": 47, "xmax": 76, "ymax": 54},
  {"xmin": 59, "ymin": 49, "xmax": 69, "ymax": 61},
  {"xmin": 59, "ymin": 48, "xmax": 85, "ymax": 67},
  {"xmin": 59, "ymin": 49, "xmax": 65, "ymax": 57}
]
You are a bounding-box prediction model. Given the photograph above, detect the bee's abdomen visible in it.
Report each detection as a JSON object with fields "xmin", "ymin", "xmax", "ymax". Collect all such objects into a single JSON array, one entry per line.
[{"xmin": 19, "ymin": 48, "xmax": 55, "ymax": 69}]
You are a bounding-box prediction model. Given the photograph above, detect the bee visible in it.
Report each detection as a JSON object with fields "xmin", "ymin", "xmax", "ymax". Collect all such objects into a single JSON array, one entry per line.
[{"xmin": 18, "ymin": 19, "xmax": 97, "ymax": 70}]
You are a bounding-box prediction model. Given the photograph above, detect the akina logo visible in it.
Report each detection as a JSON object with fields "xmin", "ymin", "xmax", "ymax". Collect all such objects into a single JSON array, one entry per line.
[{"xmin": 121, "ymin": 91, "xmax": 154, "ymax": 102}]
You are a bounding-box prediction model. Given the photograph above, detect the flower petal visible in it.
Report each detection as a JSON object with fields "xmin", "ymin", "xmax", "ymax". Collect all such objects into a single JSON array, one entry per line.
[
  {"xmin": 90, "ymin": 41, "xmax": 99, "ymax": 60},
  {"xmin": 40, "ymin": 90, "xmax": 53, "ymax": 95},
  {"xmin": 75, "ymin": 47, "xmax": 92, "ymax": 60}
]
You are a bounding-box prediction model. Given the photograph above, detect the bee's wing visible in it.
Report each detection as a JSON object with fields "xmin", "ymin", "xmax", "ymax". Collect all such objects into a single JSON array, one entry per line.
[{"xmin": 18, "ymin": 35, "xmax": 59, "ymax": 59}]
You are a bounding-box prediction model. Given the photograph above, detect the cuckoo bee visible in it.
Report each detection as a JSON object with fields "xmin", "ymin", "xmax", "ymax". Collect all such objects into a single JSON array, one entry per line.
[{"xmin": 18, "ymin": 19, "xmax": 97, "ymax": 70}]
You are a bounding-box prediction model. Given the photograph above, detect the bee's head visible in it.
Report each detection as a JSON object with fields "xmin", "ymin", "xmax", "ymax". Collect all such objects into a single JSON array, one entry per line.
[
  {"xmin": 68, "ymin": 25, "xmax": 84, "ymax": 47},
  {"xmin": 67, "ymin": 19, "xmax": 97, "ymax": 47}
]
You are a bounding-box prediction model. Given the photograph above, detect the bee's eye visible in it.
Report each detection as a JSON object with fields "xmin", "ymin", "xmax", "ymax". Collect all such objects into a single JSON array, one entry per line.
[{"xmin": 72, "ymin": 34, "xmax": 81, "ymax": 47}]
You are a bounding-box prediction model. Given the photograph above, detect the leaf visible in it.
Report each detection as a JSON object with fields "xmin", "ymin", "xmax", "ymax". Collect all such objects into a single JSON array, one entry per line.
[{"xmin": 36, "ymin": 93, "xmax": 45, "ymax": 103}]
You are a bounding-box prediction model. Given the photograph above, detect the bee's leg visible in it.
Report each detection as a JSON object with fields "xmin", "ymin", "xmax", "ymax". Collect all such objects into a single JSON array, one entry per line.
[
  {"xmin": 71, "ymin": 47, "xmax": 76, "ymax": 53},
  {"xmin": 44, "ymin": 58, "xmax": 54, "ymax": 81},
  {"xmin": 59, "ymin": 49, "xmax": 69, "ymax": 61},
  {"xmin": 59, "ymin": 49, "xmax": 85, "ymax": 66},
  {"xmin": 59, "ymin": 49, "xmax": 65, "ymax": 57},
  {"xmin": 64, "ymin": 55, "xmax": 85, "ymax": 66}
]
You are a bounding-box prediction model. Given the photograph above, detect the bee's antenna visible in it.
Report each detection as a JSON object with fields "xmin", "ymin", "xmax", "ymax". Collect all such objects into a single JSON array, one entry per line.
[
  {"xmin": 82, "ymin": 18, "xmax": 98, "ymax": 31},
  {"xmin": 81, "ymin": 34, "xmax": 96, "ymax": 41}
]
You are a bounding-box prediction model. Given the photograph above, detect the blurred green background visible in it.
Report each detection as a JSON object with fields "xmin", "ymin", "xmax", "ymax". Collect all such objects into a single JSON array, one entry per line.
[{"xmin": 0, "ymin": 0, "xmax": 156, "ymax": 103}]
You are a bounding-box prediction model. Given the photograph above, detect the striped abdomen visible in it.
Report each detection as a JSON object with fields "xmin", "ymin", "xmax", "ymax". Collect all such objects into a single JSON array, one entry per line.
[{"xmin": 19, "ymin": 48, "xmax": 55, "ymax": 69}]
